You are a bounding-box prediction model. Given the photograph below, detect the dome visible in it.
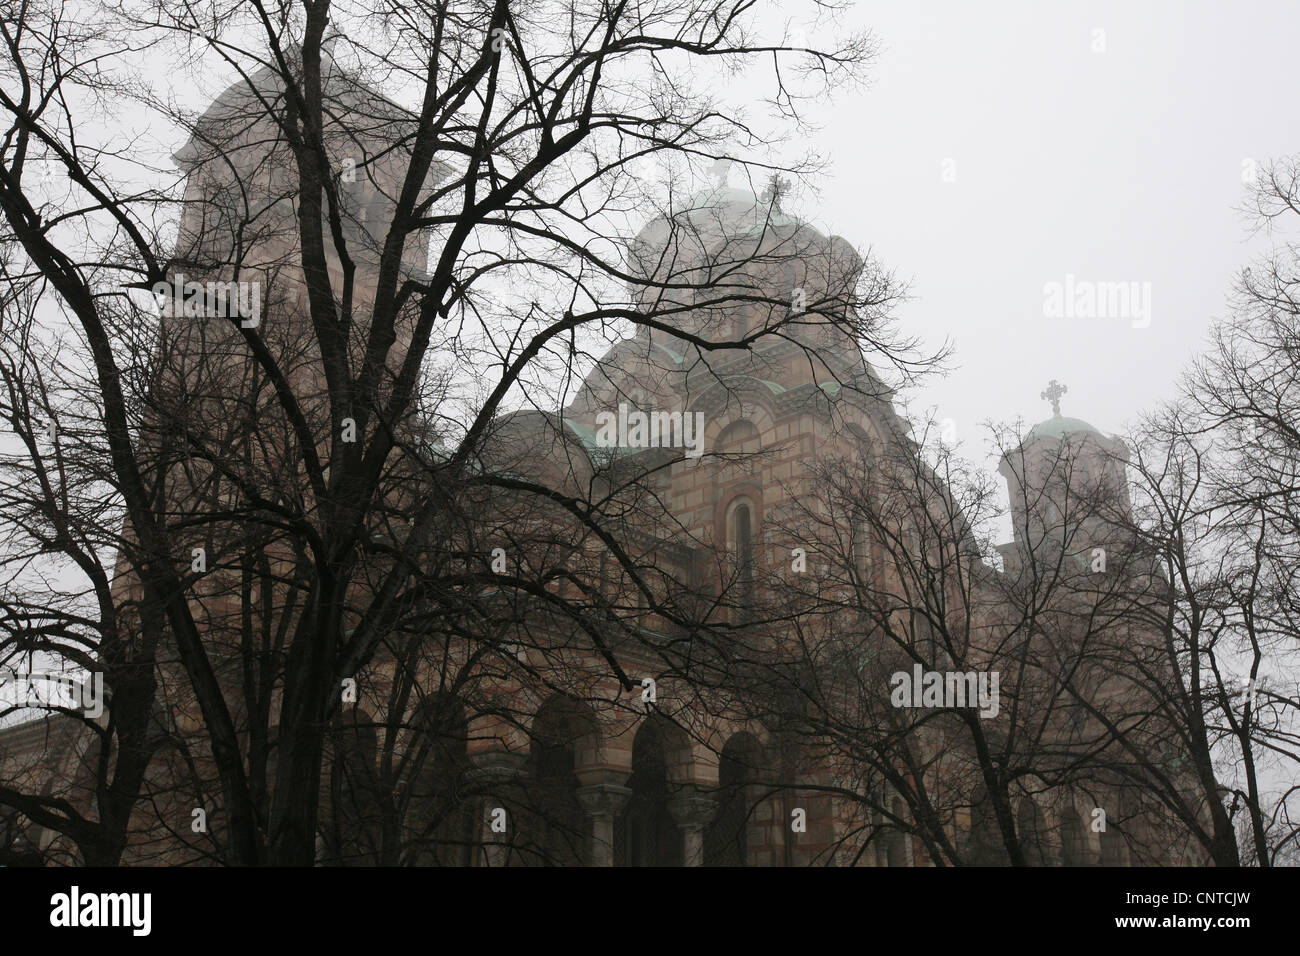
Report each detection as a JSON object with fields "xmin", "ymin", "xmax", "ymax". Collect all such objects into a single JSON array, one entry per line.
[
  {"xmin": 624, "ymin": 178, "xmax": 864, "ymax": 358},
  {"xmin": 676, "ymin": 185, "xmax": 808, "ymax": 232},
  {"xmin": 1026, "ymin": 415, "xmax": 1104, "ymax": 442},
  {"xmin": 628, "ymin": 183, "xmax": 818, "ymax": 279},
  {"xmin": 172, "ymin": 45, "xmax": 449, "ymax": 187}
]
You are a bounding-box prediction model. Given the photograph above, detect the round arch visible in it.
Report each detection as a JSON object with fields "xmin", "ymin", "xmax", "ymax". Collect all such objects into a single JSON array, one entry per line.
[
  {"xmin": 404, "ymin": 693, "xmax": 475, "ymax": 866},
  {"xmin": 704, "ymin": 732, "xmax": 768, "ymax": 866},
  {"xmin": 615, "ymin": 715, "xmax": 694, "ymax": 866},
  {"xmin": 525, "ymin": 695, "xmax": 603, "ymax": 865}
]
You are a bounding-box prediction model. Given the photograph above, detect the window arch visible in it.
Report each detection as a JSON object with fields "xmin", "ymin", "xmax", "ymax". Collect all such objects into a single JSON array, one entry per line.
[{"xmin": 715, "ymin": 419, "xmax": 760, "ymax": 454}]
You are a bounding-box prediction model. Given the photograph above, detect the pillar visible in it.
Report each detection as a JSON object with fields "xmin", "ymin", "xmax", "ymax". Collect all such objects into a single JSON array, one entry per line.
[
  {"xmin": 467, "ymin": 750, "xmax": 527, "ymax": 867},
  {"xmin": 668, "ymin": 787, "xmax": 717, "ymax": 867},
  {"xmin": 575, "ymin": 781, "xmax": 632, "ymax": 867}
]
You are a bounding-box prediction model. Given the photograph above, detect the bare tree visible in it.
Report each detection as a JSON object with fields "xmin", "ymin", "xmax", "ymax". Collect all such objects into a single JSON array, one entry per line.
[
  {"xmin": 0, "ymin": 0, "xmax": 924, "ymax": 865},
  {"xmin": 678, "ymin": 408, "xmax": 1216, "ymax": 867}
]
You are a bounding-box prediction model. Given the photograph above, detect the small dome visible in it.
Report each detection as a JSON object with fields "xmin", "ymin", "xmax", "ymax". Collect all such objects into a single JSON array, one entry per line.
[{"xmin": 1027, "ymin": 415, "xmax": 1103, "ymax": 442}]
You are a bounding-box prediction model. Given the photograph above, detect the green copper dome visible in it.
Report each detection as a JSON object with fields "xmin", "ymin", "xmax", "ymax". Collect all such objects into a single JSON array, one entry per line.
[
  {"xmin": 668, "ymin": 186, "xmax": 809, "ymax": 236},
  {"xmin": 1027, "ymin": 415, "xmax": 1102, "ymax": 441}
]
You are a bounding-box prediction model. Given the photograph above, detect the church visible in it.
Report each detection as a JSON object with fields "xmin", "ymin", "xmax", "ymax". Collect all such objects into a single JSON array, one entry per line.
[{"xmin": 0, "ymin": 51, "xmax": 1209, "ymax": 867}]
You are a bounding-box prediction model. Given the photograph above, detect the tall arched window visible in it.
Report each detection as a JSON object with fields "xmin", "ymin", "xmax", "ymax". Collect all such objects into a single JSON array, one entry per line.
[
  {"xmin": 871, "ymin": 793, "xmax": 909, "ymax": 866},
  {"xmin": 733, "ymin": 302, "xmax": 749, "ymax": 341},
  {"xmin": 616, "ymin": 718, "xmax": 686, "ymax": 866},
  {"xmin": 735, "ymin": 503, "xmax": 754, "ymax": 600},
  {"xmin": 726, "ymin": 499, "xmax": 757, "ymax": 622},
  {"xmin": 849, "ymin": 512, "xmax": 871, "ymax": 587},
  {"xmin": 781, "ymin": 260, "xmax": 801, "ymax": 328},
  {"xmin": 705, "ymin": 733, "xmax": 764, "ymax": 866},
  {"xmin": 526, "ymin": 696, "xmax": 596, "ymax": 866}
]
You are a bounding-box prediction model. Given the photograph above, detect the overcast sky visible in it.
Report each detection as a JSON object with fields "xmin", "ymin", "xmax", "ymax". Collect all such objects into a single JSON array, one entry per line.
[
  {"xmin": 771, "ymin": 0, "xmax": 1300, "ymax": 463},
  {"xmin": 116, "ymin": 0, "xmax": 1300, "ymax": 470}
]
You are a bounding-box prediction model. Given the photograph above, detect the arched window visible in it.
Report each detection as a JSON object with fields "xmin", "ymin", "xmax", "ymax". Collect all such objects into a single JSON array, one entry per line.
[
  {"xmin": 726, "ymin": 498, "xmax": 757, "ymax": 621},
  {"xmin": 526, "ymin": 696, "xmax": 596, "ymax": 866},
  {"xmin": 1115, "ymin": 789, "xmax": 1148, "ymax": 864},
  {"xmin": 780, "ymin": 260, "xmax": 804, "ymax": 329},
  {"xmin": 849, "ymin": 512, "xmax": 871, "ymax": 586},
  {"xmin": 781, "ymin": 261, "xmax": 798, "ymax": 300},
  {"xmin": 733, "ymin": 302, "xmax": 749, "ymax": 341},
  {"xmin": 871, "ymin": 793, "xmax": 909, "ymax": 866},
  {"xmin": 617, "ymin": 718, "xmax": 686, "ymax": 866},
  {"xmin": 705, "ymin": 733, "xmax": 764, "ymax": 866}
]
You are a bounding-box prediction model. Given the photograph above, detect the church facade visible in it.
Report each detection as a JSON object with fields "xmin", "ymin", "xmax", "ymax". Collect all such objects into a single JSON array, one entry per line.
[{"xmin": 0, "ymin": 59, "xmax": 1210, "ymax": 867}]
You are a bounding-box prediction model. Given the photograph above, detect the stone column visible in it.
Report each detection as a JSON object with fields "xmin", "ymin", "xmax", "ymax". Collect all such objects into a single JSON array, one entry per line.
[
  {"xmin": 467, "ymin": 750, "xmax": 527, "ymax": 867},
  {"xmin": 575, "ymin": 782, "xmax": 633, "ymax": 867},
  {"xmin": 668, "ymin": 787, "xmax": 717, "ymax": 867}
]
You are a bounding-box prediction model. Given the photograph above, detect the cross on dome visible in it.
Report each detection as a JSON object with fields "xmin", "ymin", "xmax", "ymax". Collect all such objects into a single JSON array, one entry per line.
[
  {"xmin": 708, "ymin": 157, "xmax": 732, "ymax": 188},
  {"xmin": 761, "ymin": 173, "xmax": 790, "ymax": 210},
  {"xmin": 1040, "ymin": 379, "xmax": 1067, "ymax": 417}
]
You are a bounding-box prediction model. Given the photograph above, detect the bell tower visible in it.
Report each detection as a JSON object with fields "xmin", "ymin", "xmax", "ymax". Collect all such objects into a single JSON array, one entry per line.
[{"xmin": 998, "ymin": 381, "xmax": 1131, "ymax": 575}]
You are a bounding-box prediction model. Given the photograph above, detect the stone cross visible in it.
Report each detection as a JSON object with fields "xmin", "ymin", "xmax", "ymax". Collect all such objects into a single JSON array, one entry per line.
[
  {"xmin": 1041, "ymin": 379, "xmax": 1067, "ymax": 417},
  {"xmin": 761, "ymin": 173, "xmax": 790, "ymax": 210},
  {"xmin": 708, "ymin": 157, "xmax": 732, "ymax": 188}
]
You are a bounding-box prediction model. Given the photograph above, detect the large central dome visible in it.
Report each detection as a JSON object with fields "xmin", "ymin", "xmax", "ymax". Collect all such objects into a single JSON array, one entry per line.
[
  {"xmin": 628, "ymin": 183, "xmax": 812, "ymax": 281},
  {"xmin": 623, "ymin": 178, "xmax": 865, "ymax": 364}
]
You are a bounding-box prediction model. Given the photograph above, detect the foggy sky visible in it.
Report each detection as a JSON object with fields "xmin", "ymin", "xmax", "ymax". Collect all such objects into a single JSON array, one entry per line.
[{"xmin": 789, "ymin": 0, "xmax": 1300, "ymax": 461}]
